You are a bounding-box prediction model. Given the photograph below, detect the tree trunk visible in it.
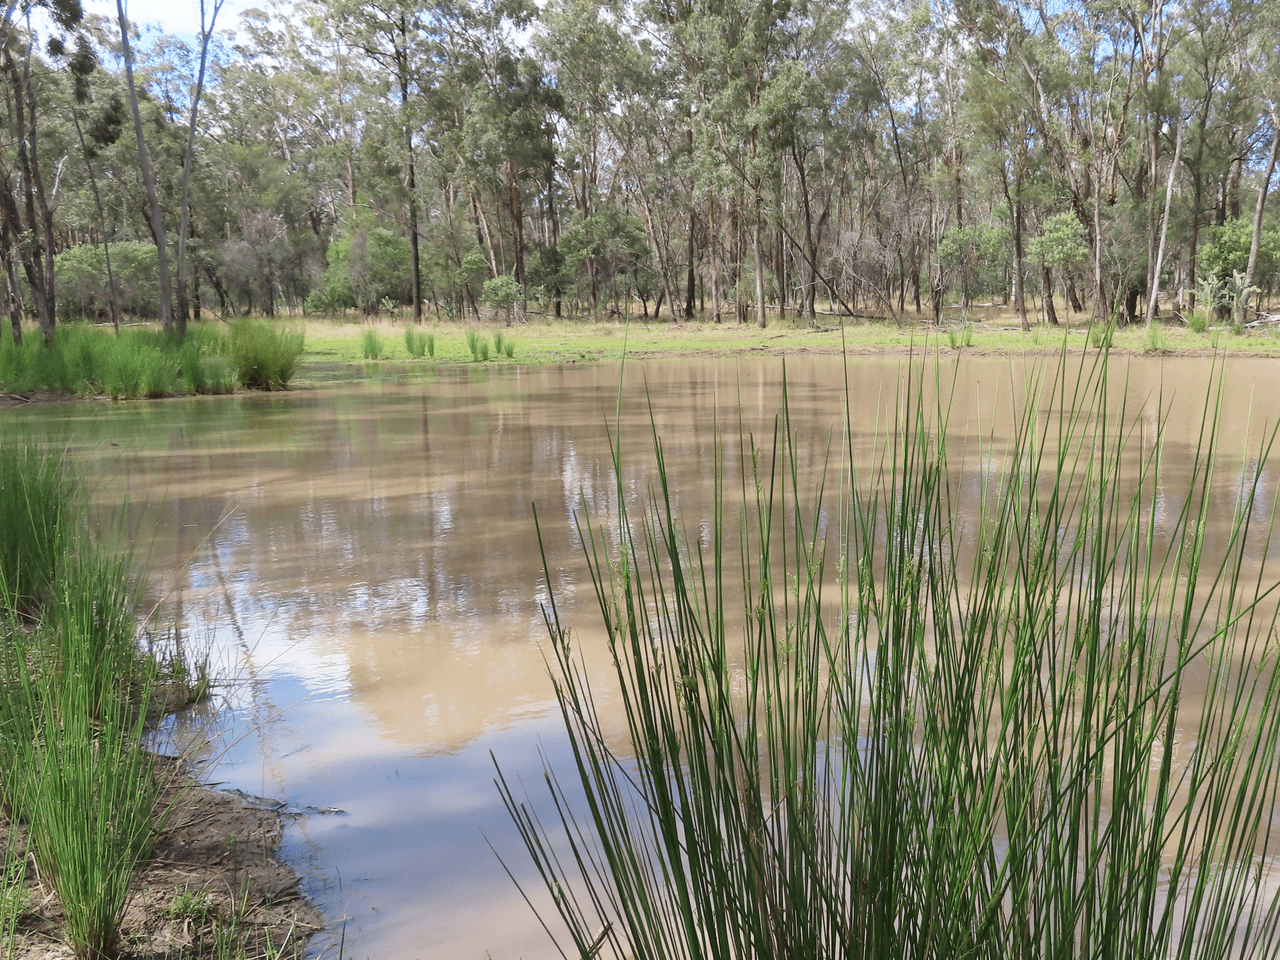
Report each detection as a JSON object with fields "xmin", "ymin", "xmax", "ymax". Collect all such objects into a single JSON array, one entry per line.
[
  {"xmin": 118, "ymin": 0, "xmax": 174, "ymax": 331},
  {"xmin": 3, "ymin": 251, "xmax": 23, "ymax": 345},
  {"xmin": 176, "ymin": 0, "xmax": 224, "ymax": 338},
  {"xmin": 1148, "ymin": 119, "xmax": 1184, "ymax": 326},
  {"xmin": 0, "ymin": 45, "xmax": 56, "ymax": 342},
  {"xmin": 1242, "ymin": 120, "xmax": 1280, "ymax": 323},
  {"xmin": 70, "ymin": 108, "xmax": 120, "ymax": 332},
  {"xmin": 1043, "ymin": 267, "xmax": 1058, "ymax": 326},
  {"xmin": 684, "ymin": 212, "xmax": 696, "ymax": 319},
  {"xmin": 401, "ymin": 51, "xmax": 422, "ymax": 323}
]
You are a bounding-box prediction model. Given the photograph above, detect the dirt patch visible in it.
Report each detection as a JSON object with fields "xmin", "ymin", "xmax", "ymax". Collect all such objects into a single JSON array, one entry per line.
[{"xmin": 2, "ymin": 758, "xmax": 323, "ymax": 960}]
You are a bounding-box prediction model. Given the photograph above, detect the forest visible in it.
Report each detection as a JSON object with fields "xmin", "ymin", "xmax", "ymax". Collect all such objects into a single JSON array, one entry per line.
[{"xmin": 3, "ymin": 0, "xmax": 1279, "ymax": 343}]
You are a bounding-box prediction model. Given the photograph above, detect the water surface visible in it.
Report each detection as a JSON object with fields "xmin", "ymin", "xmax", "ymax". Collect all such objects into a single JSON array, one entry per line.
[{"xmin": 8, "ymin": 353, "xmax": 1280, "ymax": 959}]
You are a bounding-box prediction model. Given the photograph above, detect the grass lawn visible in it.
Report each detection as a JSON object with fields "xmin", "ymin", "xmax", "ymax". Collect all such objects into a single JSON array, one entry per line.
[{"xmin": 289, "ymin": 302, "xmax": 1280, "ymax": 379}]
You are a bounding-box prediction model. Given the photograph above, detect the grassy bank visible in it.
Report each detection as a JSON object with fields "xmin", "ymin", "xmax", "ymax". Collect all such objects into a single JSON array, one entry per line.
[
  {"xmin": 499, "ymin": 349, "xmax": 1280, "ymax": 958},
  {"xmin": 293, "ymin": 309, "xmax": 1280, "ymax": 377},
  {"xmin": 0, "ymin": 321, "xmax": 303, "ymax": 400}
]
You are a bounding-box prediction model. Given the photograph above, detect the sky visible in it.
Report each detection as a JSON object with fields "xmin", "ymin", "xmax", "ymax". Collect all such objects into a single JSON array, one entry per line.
[{"xmin": 83, "ymin": 0, "xmax": 262, "ymax": 40}]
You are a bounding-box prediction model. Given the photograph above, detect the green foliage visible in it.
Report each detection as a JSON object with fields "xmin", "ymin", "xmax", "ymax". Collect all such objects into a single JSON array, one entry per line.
[
  {"xmin": 1144, "ymin": 321, "xmax": 1166, "ymax": 353},
  {"xmin": 361, "ymin": 327, "xmax": 383, "ymax": 360},
  {"xmin": 492, "ymin": 331, "xmax": 505, "ymax": 356},
  {"xmin": 1090, "ymin": 320, "xmax": 1116, "ymax": 349},
  {"xmin": 1202, "ymin": 218, "xmax": 1280, "ymax": 287},
  {"xmin": 1028, "ymin": 212, "xmax": 1089, "ymax": 269},
  {"xmin": 937, "ymin": 222, "xmax": 1013, "ymax": 300},
  {"xmin": 479, "ymin": 340, "xmax": 490, "ymax": 361},
  {"xmin": 54, "ymin": 242, "xmax": 162, "ymax": 320},
  {"xmin": 427, "ymin": 332, "xmax": 435, "ymax": 358},
  {"xmin": 503, "ymin": 338, "xmax": 514, "ymax": 359},
  {"xmin": 946, "ymin": 322, "xmax": 973, "ymax": 349},
  {"xmin": 1187, "ymin": 309, "xmax": 1210, "ymax": 334},
  {"xmin": 482, "ymin": 274, "xmax": 522, "ymax": 319},
  {"xmin": 223, "ymin": 321, "xmax": 304, "ymax": 390},
  {"xmin": 466, "ymin": 329, "xmax": 482, "ymax": 361},
  {"xmin": 500, "ymin": 353, "xmax": 1280, "ymax": 960},
  {"xmin": 0, "ymin": 326, "xmax": 235, "ymax": 399},
  {"xmin": 0, "ymin": 446, "xmax": 164, "ymax": 960},
  {"xmin": 306, "ymin": 222, "xmax": 413, "ymax": 315}
]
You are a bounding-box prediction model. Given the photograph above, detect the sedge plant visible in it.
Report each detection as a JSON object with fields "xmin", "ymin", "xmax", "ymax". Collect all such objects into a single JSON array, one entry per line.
[
  {"xmin": 497, "ymin": 349, "xmax": 1280, "ymax": 960},
  {"xmin": 0, "ymin": 445, "xmax": 169, "ymax": 960}
]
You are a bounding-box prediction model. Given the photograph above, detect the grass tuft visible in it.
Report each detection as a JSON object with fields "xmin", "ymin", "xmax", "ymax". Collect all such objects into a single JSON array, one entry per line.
[
  {"xmin": 404, "ymin": 328, "xmax": 428, "ymax": 359},
  {"xmin": 224, "ymin": 321, "xmax": 304, "ymax": 390},
  {"xmin": 360, "ymin": 328, "xmax": 382, "ymax": 360}
]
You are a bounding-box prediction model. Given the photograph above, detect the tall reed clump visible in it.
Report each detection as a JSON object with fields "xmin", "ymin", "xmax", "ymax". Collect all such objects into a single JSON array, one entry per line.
[
  {"xmin": 0, "ymin": 445, "xmax": 166, "ymax": 960},
  {"xmin": 0, "ymin": 441, "xmax": 75, "ymax": 613},
  {"xmin": 224, "ymin": 320, "xmax": 304, "ymax": 389},
  {"xmin": 497, "ymin": 351, "xmax": 1280, "ymax": 960},
  {"xmin": 0, "ymin": 326, "xmax": 236, "ymax": 399},
  {"xmin": 405, "ymin": 328, "xmax": 428, "ymax": 359},
  {"xmin": 361, "ymin": 327, "xmax": 383, "ymax": 360}
]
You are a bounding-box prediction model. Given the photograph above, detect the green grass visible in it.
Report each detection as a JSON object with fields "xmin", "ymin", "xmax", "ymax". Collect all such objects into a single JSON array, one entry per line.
[
  {"xmin": 0, "ymin": 445, "xmax": 174, "ymax": 960},
  {"xmin": 498, "ymin": 348, "xmax": 1280, "ymax": 959},
  {"xmin": 0, "ymin": 441, "xmax": 76, "ymax": 614},
  {"xmin": 224, "ymin": 321, "xmax": 304, "ymax": 390},
  {"xmin": 360, "ymin": 327, "xmax": 383, "ymax": 360},
  {"xmin": 404, "ymin": 328, "xmax": 428, "ymax": 359},
  {"xmin": 0, "ymin": 325, "xmax": 237, "ymax": 399}
]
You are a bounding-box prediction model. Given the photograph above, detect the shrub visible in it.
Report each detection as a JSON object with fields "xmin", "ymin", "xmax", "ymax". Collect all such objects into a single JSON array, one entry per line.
[
  {"xmin": 224, "ymin": 320, "xmax": 304, "ymax": 389},
  {"xmin": 361, "ymin": 327, "xmax": 383, "ymax": 360}
]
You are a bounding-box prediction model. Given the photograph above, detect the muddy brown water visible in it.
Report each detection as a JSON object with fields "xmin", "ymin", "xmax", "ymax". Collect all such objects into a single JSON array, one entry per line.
[{"xmin": 8, "ymin": 354, "xmax": 1280, "ymax": 959}]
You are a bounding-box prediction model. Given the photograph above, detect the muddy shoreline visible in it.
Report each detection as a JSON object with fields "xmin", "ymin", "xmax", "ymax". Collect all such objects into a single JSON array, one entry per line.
[{"xmin": 2, "ymin": 757, "xmax": 324, "ymax": 960}]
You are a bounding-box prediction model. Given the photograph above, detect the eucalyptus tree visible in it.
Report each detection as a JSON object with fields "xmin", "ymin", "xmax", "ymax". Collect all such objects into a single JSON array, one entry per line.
[
  {"xmin": 326, "ymin": 0, "xmax": 445, "ymax": 320},
  {"xmin": 115, "ymin": 0, "xmax": 176, "ymax": 331},
  {"xmin": 1, "ymin": 0, "xmax": 91, "ymax": 342}
]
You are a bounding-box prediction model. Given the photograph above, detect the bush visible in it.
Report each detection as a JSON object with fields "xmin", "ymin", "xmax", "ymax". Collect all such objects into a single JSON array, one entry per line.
[
  {"xmin": 54, "ymin": 241, "xmax": 163, "ymax": 320},
  {"xmin": 0, "ymin": 447, "xmax": 166, "ymax": 960},
  {"xmin": 223, "ymin": 320, "xmax": 304, "ymax": 390},
  {"xmin": 361, "ymin": 327, "xmax": 383, "ymax": 360}
]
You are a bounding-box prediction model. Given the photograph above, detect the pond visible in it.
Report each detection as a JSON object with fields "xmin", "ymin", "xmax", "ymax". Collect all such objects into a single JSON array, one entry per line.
[{"xmin": 9, "ymin": 353, "xmax": 1280, "ymax": 959}]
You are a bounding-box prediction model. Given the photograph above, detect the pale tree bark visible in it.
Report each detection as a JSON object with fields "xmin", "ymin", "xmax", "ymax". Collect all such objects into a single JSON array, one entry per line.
[
  {"xmin": 1242, "ymin": 114, "xmax": 1279, "ymax": 321},
  {"xmin": 176, "ymin": 0, "xmax": 225, "ymax": 335},
  {"xmin": 1148, "ymin": 117, "xmax": 1183, "ymax": 326},
  {"xmin": 70, "ymin": 108, "xmax": 120, "ymax": 332},
  {"xmin": 117, "ymin": 0, "xmax": 174, "ymax": 331}
]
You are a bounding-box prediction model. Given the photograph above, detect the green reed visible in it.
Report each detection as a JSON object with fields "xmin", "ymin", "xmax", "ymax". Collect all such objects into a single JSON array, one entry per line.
[
  {"xmin": 361, "ymin": 327, "xmax": 383, "ymax": 360},
  {"xmin": 404, "ymin": 328, "xmax": 428, "ymax": 359},
  {"xmin": 224, "ymin": 320, "xmax": 304, "ymax": 390},
  {"xmin": 0, "ymin": 326, "xmax": 236, "ymax": 399},
  {"xmin": 497, "ymin": 349, "xmax": 1280, "ymax": 960},
  {"xmin": 0, "ymin": 445, "xmax": 168, "ymax": 960},
  {"xmin": 0, "ymin": 441, "xmax": 75, "ymax": 615}
]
